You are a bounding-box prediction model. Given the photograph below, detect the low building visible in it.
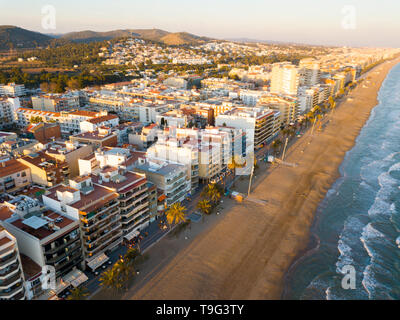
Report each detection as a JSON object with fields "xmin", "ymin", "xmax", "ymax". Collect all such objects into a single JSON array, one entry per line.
[
  {"xmin": 80, "ymin": 114, "xmax": 119, "ymax": 133},
  {"xmin": 0, "ymin": 159, "xmax": 31, "ymax": 194},
  {"xmin": 17, "ymin": 151, "xmax": 69, "ymax": 187},
  {"xmin": 39, "ymin": 140, "xmax": 93, "ymax": 178},
  {"xmin": 0, "ymin": 83, "xmax": 26, "ymax": 97},
  {"xmin": 70, "ymin": 127, "xmax": 118, "ymax": 149},
  {"xmin": 25, "ymin": 123, "xmax": 62, "ymax": 144},
  {"xmin": 32, "ymin": 94, "xmax": 80, "ymax": 112}
]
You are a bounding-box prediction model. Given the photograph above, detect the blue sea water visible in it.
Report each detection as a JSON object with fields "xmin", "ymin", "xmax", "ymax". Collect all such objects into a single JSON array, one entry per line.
[{"xmin": 284, "ymin": 63, "xmax": 400, "ymax": 300}]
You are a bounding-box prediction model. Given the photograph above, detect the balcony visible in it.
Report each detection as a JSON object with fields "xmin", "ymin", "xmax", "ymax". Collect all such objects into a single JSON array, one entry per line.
[
  {"xmin": 44, "ymin": 236, "xmax": 80, "ymax": 255},
  {"xmin": 84, "ymin": 216, "xmax": 120, "ymax": 239},
  {"xmin": 0, "ymin": 280, "xmax": 23, "ymax": 300},
  {"xmin": 120, "ymin": 194, "xmax": 148, "ymax": 211},
  {"xmin": 86, "ymin": 230, "xmax": 122, "ymax": 256},
  {"xmin": 53, "ymin": 250, "xmax": 82, "ymax": 271},
  {"xmin": 45, "ymin": 243, "xmax": 82, "ymax": 265},
  {"xmin": 0, "ymin": 263, "xmax": 20, "ymax": 279},
  {"xmin": 0, "ymin": 252, "xmax": 17, "ymax": 269},
  {"xmin": 82, "ymin": 207, "xmax": 120, "ymax": 230},
  {"xmin": 0, "ymin": 272, "xmax": 23, "ymax": 289},
  {"xmin": 82, "ymin": 200, "xmax": 119, "ymax": 221},
  {"xmin": 85, "ymin": 222, "xmax": 121, "ymax": 247},
  {"xmin": 122, "ymin": 206, "xmax": 149, "ymax": 225},
  {"xmin": 121, "ymin": 201, "xmax": 149, "ymax": 218},
  {"xmin": 119, "ymin": 187, "xmax": 147, "ymax": 201}
]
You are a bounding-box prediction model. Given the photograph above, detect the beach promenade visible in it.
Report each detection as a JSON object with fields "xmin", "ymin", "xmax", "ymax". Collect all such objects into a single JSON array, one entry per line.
[{"xmin": 113, "ymin": 58, "xmax": 400, "ymax": 300}]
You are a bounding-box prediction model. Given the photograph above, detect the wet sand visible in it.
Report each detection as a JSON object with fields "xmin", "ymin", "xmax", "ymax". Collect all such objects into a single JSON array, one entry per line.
[{"xmin": 128, "ymin": 58, "xmax": 400, "ymax": 300}]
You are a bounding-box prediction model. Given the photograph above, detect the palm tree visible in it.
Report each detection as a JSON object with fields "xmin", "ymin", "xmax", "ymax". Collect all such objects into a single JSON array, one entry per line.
[
  {"xmin": 67, "ymin": 286, "xmax": 90, "ymax": 300},
  {"xmin": 99, "ymin": 267, "xmax": 123, "ymax": 292},
  {"xmin": 114, "ymin": 258, "xmax": 135, "ymax": 290},
  {"xmin": 272, "ymin": 139, "xmax": 282, "ymax": 155},
  {"xmin": 166, "ymin": 203, "xmax": 187, "ymax": 227},
  {"xmin": 124, "ymin": 248, "xmax": 140, "ymax": 265},
  {"xmin": 202, "ymin": 183, "xmax": 221, "ymax": 204},
  {"xmin": 197, "ymin": 199, "xmax": 211, "ymax": 215}
]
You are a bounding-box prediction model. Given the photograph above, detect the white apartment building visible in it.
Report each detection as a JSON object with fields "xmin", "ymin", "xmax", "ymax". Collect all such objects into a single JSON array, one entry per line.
[
  {"xmin": 43, "ymin": 178, "xmax": 122, "ymax": 270},
  {"xmin": 32, "ymin": 95, "xmax": 80, "ymax": 112},
  {"xmin": 198, "ymin": 127, "xmax": 231, "ymax": 183},
  {"xmin": 16, "ymin": 109, "xmax": 108, "ymax": 136},
  {"xmin": 0, "ymin": 97, "xmax": 20, "ymax": 126},
  {"xmin": 299, "ymin": 58, "xmax": 321, "ymax": 87},
  {"xmin": 216, "ymin": 107, "xmax": 279, "ymax": 151},
  {"xmin": 258, "ymin": 94, "xmax": 299, "ymax": 126},
  {"xmin": 0, "ymin": 83, "xmax": 26, "ymax": 97},
  {"xmin": 0, "ymin": 226, "xmax": 26, "ymax": 300},
  {"xmin": 238, "ymin": 90, "xmax": 265, "ymax": 106},
  {"xmin": 134, "ymin": 159, "xmax": 190, "ymax": 207},
  {"xmin": 147, "ymin": 128, "xmax": 199, "ymax": 192},
  {"xmin": 79, "ymin": 114, "xmax": 119, "ymax": 133},
  {"xmin": 136, "ymin": 104, "xmax": 170, "ymax": 125},
  {"xmin": 270, "ymin": 62, "xmax": 300, "ymax": 96}
]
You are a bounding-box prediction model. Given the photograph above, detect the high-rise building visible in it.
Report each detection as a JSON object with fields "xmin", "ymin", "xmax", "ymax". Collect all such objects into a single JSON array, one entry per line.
[
  {"xmin": 43, "ymin": 177, "xmax": 122, "ymax": 271},
  {"xmin": 299, "ymin": 58, "xmax": 321, "ymax": 87},
  {"xmin": 270, "ymin": 62, "xmax": 300, "ymax": 96},
  {"xmin": 0, "ymin": 225, "xmax": 26, "ymax": 300}
]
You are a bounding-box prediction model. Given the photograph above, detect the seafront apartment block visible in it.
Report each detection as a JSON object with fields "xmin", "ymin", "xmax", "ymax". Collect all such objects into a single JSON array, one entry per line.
[{"xmin": 0, "ymin": 226, "xmax": 25, "ymax": 300}]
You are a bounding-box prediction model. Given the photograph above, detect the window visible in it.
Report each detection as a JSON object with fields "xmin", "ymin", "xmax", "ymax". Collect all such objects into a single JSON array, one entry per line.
[{"xmin": 21, "ymin": 172, "xmax": 26, "ymax": 177}]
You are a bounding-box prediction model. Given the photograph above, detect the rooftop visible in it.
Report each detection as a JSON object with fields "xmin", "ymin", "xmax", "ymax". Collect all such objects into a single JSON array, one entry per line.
[
  {"xmin": 0, "ymin": 159, "xmax": 29, "ymax": 178},
  {"xmin": 92, "ymin": 170, "xmax": 146, "ymax": 191},
  {"xmin": 9, "ymin": 208, "xmax": 76, "ymax": 241}
]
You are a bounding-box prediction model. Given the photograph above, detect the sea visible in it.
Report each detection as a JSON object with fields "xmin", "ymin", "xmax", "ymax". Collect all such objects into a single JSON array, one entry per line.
[{"xmin": 284, "ymin": 62, "xmax": 400, "ymax": 300}]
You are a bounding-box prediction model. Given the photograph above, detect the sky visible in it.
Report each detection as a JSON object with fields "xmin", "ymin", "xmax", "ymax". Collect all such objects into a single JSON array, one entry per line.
[{"xmin": 1, "ymin": 0, "xmax": 399, "ymax": 47}]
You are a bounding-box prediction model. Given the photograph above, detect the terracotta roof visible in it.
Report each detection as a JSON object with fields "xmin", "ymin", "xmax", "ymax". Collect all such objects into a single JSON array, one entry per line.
[
  {"xmin": 0, "ymin": 206, "xmax": 13, "ymax": 221},
  {"xmin": 69, "ymin": 110, "xmax": 98, "ymax": 117},
  {"xmin": 87, "ymin": 114, "xmax": 118, "ymax": 124},
  {"xmin": 0, "ymin": 159, "xmax": 29, "ymax": 178}
]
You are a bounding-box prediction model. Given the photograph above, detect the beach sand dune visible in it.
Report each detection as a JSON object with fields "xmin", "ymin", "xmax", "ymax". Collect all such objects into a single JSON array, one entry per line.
[{"xmin": 129, "ymin": 58, "xmax": 400, "ymax": 300}]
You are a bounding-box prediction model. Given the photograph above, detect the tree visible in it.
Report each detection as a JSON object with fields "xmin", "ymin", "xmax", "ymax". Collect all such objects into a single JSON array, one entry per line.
[
  {"xmin": 67, "ymin": 79, "xmax": 80, "ymax": 90},
  {"xmin": 124, "ymin": 248, "xmax": 140, "ymax": 264},
  {"xmin": 114, "ymin": 258, "xmax": 135, "ymax": 290},
  {"xmin": 30, "ymin": 116, "xmax": 43, "ymax": 124},
  {"xmin": 40, "ymin": 82, "xmax": 50, "ymax": 93},
  {"xmin": 67, "ymin": 286, "xmax": 90, "ymax": 300},
  {"xmin": 166, "ymin": 203, "xmax": 187, "ymax": 227},
  {"xmin": 197, "ymin": 199, "xmax": 211, "ymax": 215},
  {"xmin": 99, "ymin": 267, "xmax": 123, "ymax": 292},
  {"xmin": 272, "ymin": 139, "xmax": 282, "ymax": 155},
  {"xmin": 201, "ymin": 183, "xmax": 221, "ymax": 205}
]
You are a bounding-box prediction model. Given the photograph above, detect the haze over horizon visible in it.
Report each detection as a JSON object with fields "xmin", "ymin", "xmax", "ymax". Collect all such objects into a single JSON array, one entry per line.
[{"xmin": 1, "ymin": 0, "xmax": 399, "ymax": 47}]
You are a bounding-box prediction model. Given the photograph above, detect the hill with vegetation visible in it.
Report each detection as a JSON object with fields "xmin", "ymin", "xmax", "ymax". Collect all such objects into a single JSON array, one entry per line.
[
  {"xmin": 0, "ymin": 25, "xmax": 54, "ymax": 50},
  {"xmin": 61, "ymin": 28, "xmax": 212, "ymax": 45}
]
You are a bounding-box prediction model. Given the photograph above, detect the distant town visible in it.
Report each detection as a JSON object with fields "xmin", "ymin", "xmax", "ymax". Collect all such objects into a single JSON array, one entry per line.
[{"xmin": 0, "ymin": 27, "xmax": 399, "ymax": 300}]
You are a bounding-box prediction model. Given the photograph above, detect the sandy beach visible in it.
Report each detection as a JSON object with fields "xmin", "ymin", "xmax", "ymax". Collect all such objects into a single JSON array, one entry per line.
[{"xmin": 126, "ymin": 57, "xmax": 400, "ymax": 300}]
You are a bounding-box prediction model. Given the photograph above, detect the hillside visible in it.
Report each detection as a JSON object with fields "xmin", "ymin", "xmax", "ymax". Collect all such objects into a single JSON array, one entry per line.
[
  {"xmin": 61, "ymin": 29, "xmax": 141, "ymax": 42},
  {"xmin": 160, "ymin": 32, "xmax": 211, "ymax": 45},
  {"xmin": 0, "ymin": 26, "xmax": 214, "ymax": 51},
  {"xmin": 61, "ymin": 28, "xmax": 212, "ymax": 45},
  {"xmin": 0, "ymin": 25, "xmax": 53, "ymax": 50}
]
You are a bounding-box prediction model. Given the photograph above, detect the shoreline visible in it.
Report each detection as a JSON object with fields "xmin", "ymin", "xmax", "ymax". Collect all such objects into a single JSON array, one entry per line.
[
  {"xmin": 125, "ymin": 57, "xmax": 400, "ymax": 300},
  {"xmin": 281, "ymin": 58, "xmax": 400, "ymax": 299}
]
